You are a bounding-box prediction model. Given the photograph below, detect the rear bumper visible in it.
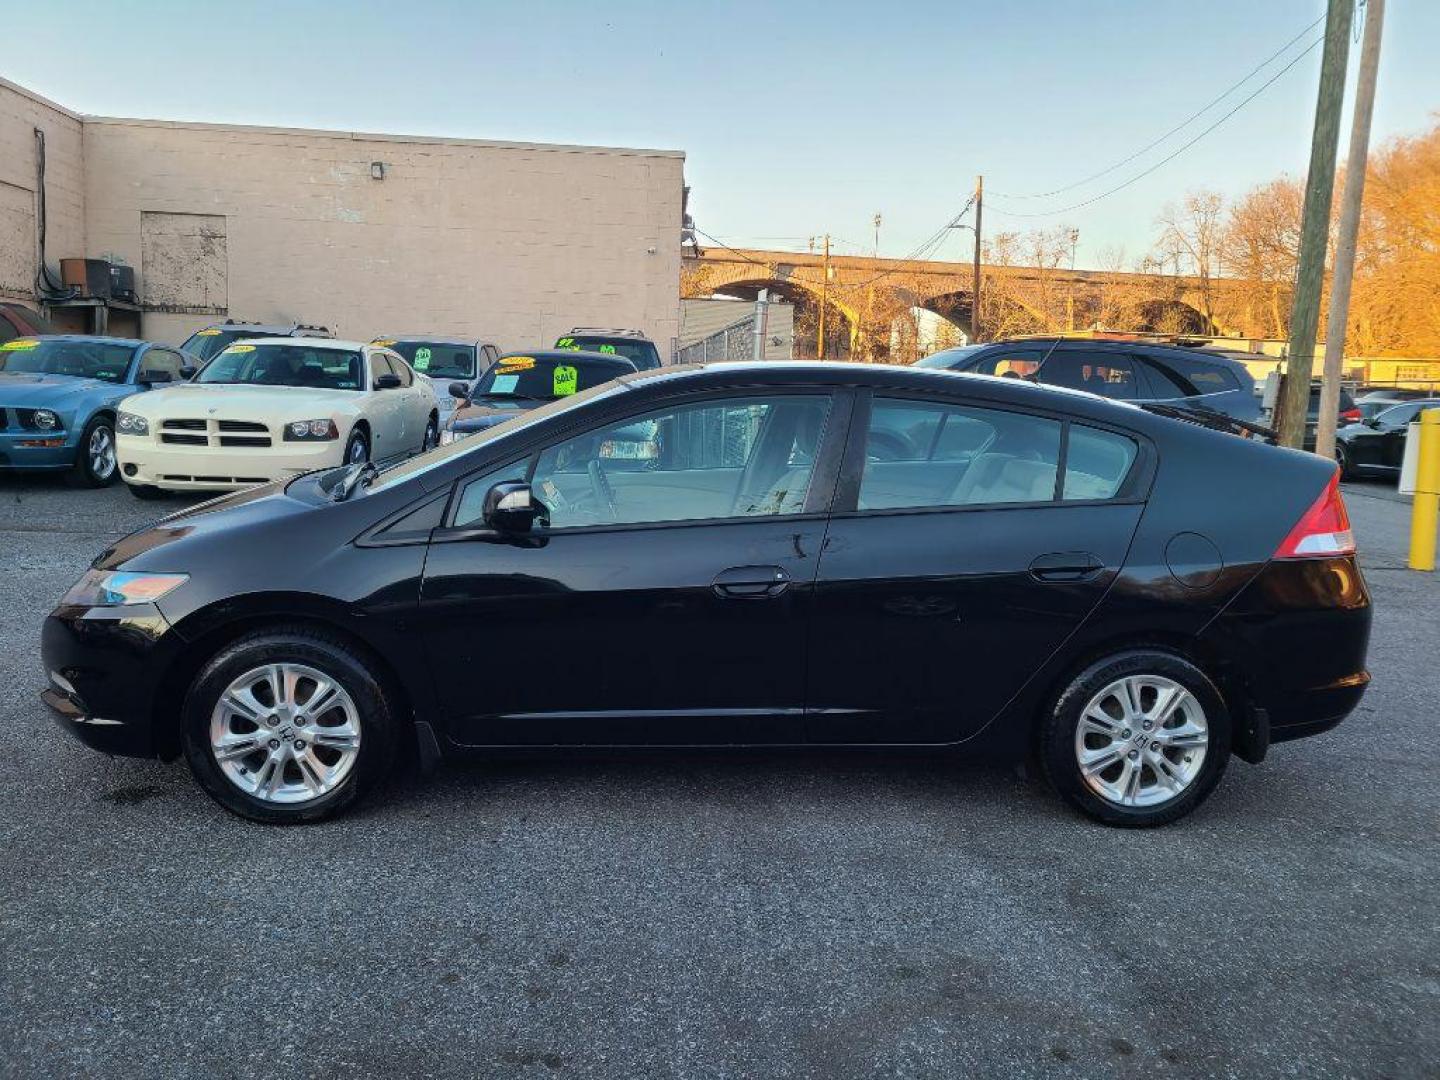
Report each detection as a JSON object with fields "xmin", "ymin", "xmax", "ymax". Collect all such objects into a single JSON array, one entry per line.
[
  {"xmin": 1200, "ymin": 556, "xmax": 1372, "ymax": 745},
  {"xmin": 39, "ymin": 604, "xmax": 181, "ymax": 759},
  {"xmin": 118, "ymin": 433, "xmax": 340, "ymax": 491}
]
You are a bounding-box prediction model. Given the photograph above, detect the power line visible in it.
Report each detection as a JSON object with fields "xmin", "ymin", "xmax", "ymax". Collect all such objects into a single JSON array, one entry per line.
[
  {"xmin": 989, "ymin": 33, "xmax": 1324, "ymax": 220},
  {"xmin": 989, "ymin": 13, "xmax": 1324, "ymax": 203}
]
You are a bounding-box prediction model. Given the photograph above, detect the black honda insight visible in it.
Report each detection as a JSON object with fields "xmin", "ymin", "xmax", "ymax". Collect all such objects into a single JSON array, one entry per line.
[{"xmin": 40, "ymin": 362, "xmax": 1371, "ymax": 826}]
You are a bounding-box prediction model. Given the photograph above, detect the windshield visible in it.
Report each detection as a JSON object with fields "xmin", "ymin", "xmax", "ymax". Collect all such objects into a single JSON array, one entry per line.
[
  {"xmin": 0, "ymin": 338, "xmax": 134, "ymax": 380},
  {"xmin": 555, "ymin": 335, "xmax": 660, "ymax": 370},
  {"xmin": 385, "ymin": 340, "xmax": 476, "ymax": 380},
  {"xmin": 915, "ymin": 345, "xmax": 985, "ymax": 369},
  {"xmin": 196, "ymin": 343, "xmax": 363, "ymax": 390},
  {"xmin": 470, "ymin": 355, "xmax": 624, "ymax": 402},
  {"xmin": 370, "ymin": 379, "xmax": 631, "ymax": 492},
  {"xmin": 180, "ymin": 328, "xmax": 265, "ymax": 362}
]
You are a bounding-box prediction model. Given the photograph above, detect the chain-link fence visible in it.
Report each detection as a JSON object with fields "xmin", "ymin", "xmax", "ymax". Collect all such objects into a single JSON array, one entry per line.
[{"xmin": 677, "ymin": 318, "xmax": 754, "ymax": 365}]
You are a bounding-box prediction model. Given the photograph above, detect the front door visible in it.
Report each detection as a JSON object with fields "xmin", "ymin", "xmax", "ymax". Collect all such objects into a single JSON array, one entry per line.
[
  {"xmin": 418, "ymin": 389, "xmax": 843, "ymax": 746},
  {"xmin": 807, "ymin": 393, "xmax": 1148, "ymax": 744}
]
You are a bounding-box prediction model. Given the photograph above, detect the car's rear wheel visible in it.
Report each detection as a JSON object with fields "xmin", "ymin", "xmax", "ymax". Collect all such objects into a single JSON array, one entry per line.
[
  {"xmin": 421, "ymin": 415, "xmax": 439, "ymax": 452},
  {"xmin": 1041, "ymin": 650, "xmax": 1231, "ymax": 827},
  {"xmin": 181, "ymin": 628, "xmax": 400, "ymax": 824},
  {"xmin": 1335, "ymin": 442, "xmax": 1352, "ymax": 479},
  {"xmin": 70, "ymin": 416, "xmax": 118, "ymax": 487}
]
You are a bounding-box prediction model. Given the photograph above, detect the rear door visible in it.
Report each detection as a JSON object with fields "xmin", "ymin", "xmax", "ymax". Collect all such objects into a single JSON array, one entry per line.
[{"xmin": 807, "ymin": 391, "xmax": 1149, "ymax": 744}]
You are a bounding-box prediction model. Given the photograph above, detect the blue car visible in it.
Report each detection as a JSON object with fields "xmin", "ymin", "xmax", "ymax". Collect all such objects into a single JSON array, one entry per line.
[{"xmin": 0, "ymin": 335, "xmax": 191, "ymax": 486}]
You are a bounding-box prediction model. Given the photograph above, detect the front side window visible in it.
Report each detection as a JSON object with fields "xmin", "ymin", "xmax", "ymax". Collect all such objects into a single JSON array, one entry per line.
[
  {"xmin": 0, "ymin": 338, "xmax": 135, "ymax": 381},
  {"xmin": 455, "ymin": 394, "xmax": 832, "ymax": 529},
  {"xmin": 382, "ymin": 353, "xmax": 413, "ymax": 387},
  {"xmin": 195, "ymin": 343, "xmax": 363, "ymax": 390},
  {"xmin": 860, "ymin": 399, "xmax": 1060, "ymax": 510},
  {"xmin": 966, "ymin": 347, "xmax": 1045, "ymax": 380}
]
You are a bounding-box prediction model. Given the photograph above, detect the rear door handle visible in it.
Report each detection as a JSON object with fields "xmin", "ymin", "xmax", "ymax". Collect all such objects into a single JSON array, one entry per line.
[
  {"xmin": 712, "ymin": 565, "xmax": 791, "ymax": 599},
  {"xmin": 1029, "ymin": 551, "xmax": 1104, "ymax": 582}
]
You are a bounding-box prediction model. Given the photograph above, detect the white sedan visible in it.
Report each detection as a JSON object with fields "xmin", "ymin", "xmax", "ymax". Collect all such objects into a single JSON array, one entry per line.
[{"xmin": 115, "ymin": 338, "xmax": 438, "ymax": 497}]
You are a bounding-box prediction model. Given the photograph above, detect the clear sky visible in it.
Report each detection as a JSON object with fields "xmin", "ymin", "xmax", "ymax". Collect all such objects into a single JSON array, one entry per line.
[{"xmin": 5, "ymin": 0, "xmax": 1437, "ymax": 269}]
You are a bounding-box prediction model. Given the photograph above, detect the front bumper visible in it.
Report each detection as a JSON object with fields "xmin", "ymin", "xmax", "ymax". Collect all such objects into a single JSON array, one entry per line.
[
  {"xmin": 40, "ymin": 603, "xmax": 182, "ymax": 759},
  {"xmin": 0, "ymin": 427, "xmax": 80, "ymax": 470},
  {"xmin": 118, "ymin": 432, "xmax": 341, "ymax": 491}
]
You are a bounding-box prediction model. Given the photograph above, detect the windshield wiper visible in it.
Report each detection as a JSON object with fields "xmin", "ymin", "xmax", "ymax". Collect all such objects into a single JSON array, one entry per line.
[
  {"xmin": 1138, "ymin": 402, "xmax": 1276, "ymax": 443},
  {"xmin": 473, "ymin": 391, "xmax": 546, "ymax": 402},
  {"xmin": 331, "ymin": 461, "xmax": 378, "ymax": 502}
]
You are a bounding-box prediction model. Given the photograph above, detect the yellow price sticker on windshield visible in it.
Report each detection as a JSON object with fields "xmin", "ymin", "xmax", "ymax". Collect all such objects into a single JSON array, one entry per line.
[
  {"xmin": 0, "ymin": 338, "xmax": 39, "ymax": 351},
  {"xmin": 224, "ymin": 343, "xmax": 256, "ymax": 354},
  {"xmin": 196, "ymin": 328, "xmax": 222, "ymax": 336},
  {"xmin": 371, "ymin": 338, "xmax": 396, "ymax": 347},
  {"xmin": 553, "ymin": 364, "xmax": 578, "ymax": 396},
  {"xmin": 497, "ymin": 356, "xmax": 536, "ymax": 371}
]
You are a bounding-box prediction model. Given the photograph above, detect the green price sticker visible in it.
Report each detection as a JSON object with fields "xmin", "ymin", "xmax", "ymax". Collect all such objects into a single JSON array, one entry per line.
[
  {"xmin": 553, "ymin": 364, "xmax": 578, "ymax": 397},
  {"xmin": 413, "ymin": 346, "xmax": 431, "ymax": 371},
  {"xmin": 555, "ymin": 337, "xmax": 576, "ymax": 349},
  {"xmin": 598, "ymin": 344, "xmax": 617, "ymax": 354}
]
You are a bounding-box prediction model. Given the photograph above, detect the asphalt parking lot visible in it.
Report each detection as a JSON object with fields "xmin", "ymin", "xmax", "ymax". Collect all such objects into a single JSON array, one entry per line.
[{"xmin": 0, "ymin": 475, "xmax": 1435, "ymax": 1079}]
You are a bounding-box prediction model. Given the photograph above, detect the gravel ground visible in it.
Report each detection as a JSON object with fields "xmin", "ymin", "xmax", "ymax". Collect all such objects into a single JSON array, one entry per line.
[{"xmin": 0, "ymin": 474, "xmax": 1435, "ymax": 1079}]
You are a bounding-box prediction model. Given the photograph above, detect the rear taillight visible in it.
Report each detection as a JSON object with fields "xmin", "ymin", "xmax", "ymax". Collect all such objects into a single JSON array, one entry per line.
[
  {"xmin": 1340, "ymin": 408, "xmax": 1362, "ymax": 424},
  {"xmin": 1274, "ymin": 472, "xmax": 1355, "ymax": 559}
]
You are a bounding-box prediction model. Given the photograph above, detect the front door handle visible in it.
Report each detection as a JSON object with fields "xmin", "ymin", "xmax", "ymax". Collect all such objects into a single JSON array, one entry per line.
[
  {"xmin": 1029, "ymin": 551, "xmax": 1104, "ymax": 582},
  {"xmin": 712, "ymin": 565, "xmax": 791, "ymax": 599}
]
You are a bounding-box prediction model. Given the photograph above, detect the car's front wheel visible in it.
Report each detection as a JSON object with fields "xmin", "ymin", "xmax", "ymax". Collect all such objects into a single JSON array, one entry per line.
[
  {"xmin": 181, "ymin": 628, "xmax": 400, "ymax": 824},
  {"xmin": 1041, "ymin": 650, "xmax": 1231, "ymax": 827},
  {"xmin": 70, "ymin": 415, "xmax": 118, "ymax": 487},
  {"xmin": 1335, "ymin": 441, "xmax": 1352, "ymax": 479},
  {"xmin": 343, "ymin": 427, "xmax": 370, "ymax": 466}
]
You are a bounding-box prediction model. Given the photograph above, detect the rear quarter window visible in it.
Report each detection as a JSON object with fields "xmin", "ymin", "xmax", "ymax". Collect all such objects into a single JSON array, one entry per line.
[
  {"xmin": 1148, "ymin": 354, "xmax": 1243, "ymax": 394},
  {"xmin": 1063, "ymin": 426, "xmax": 1138, "ymax": 501}
]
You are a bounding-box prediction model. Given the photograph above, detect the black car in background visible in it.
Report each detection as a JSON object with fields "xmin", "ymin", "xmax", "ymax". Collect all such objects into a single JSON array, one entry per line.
[
  {"xmin": 556, "ymin": 328, "xmax": 663, "ymax": 370},
  {"xmin": 372, "ymin": 336, "xmax": 502, "ymax": 421},
  {"xmin": 441, "ymin": 349, "xmax": 636, "ymax": 444},
  {"xmin": 1355, "ymin": 388, "xmax": 1434, "ymax": 422},
  {"xmin": 40, "ymin": 362, "xmax": 1370, "ymax": 828},
  {"xmin": 179, "ymin": 320, "xmax": 332, "ymax": 364},
  {"xmin": 918, "ymin": 339, "xmax": 1264, "ymax": 425},
  {"xmin": 1336, "ymin": 398, "xmax": 1440, "ymax": 478}
]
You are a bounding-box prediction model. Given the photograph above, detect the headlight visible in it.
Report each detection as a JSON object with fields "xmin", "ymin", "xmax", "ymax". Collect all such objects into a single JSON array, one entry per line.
[
  {"xmin": 116, "ymin": 411, "xmax": 149, "ymax": 436},
  {"xmin": 61, "ymin": 569, "xmax": 189, "ymax": 607},
  {"xmin": 283, "ymin": 419, "xmax": 339, "ymax": 441},
  {"xmin": 32, "ymin": 409, "xmax": 60, "ymax": 430}
]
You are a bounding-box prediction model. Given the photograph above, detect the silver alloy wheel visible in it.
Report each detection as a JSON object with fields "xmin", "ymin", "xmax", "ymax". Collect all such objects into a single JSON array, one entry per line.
[
  {"xmin": 209, "ymin": 662, "xmax": 362, "ymax": 804},
  {"xmin": 1074, "ymin": 674, "xmax": 1208, "ymax": 808},
  {"xmin": 89, "ymin": 425, "xmax": 116, "ymax": 479}
]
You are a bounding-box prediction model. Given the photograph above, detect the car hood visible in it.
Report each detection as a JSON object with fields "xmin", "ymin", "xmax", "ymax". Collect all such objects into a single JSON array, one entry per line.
[
  {"xmin": 0, "ymin": 372, "xmax": 120, "ymax": 406},
  {"xmin": 122, "ymin": 383, "xmax": 361, "ymax": 421},
  {"xmin": 449, "ymin": 400, "xmax": 542, "ymax": 429}
]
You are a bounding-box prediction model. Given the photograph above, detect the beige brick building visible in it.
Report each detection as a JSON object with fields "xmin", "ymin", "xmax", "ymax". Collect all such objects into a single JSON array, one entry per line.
[{"xmin": 1, "ymin": 77, "xmax": 684, "ymax": 354}]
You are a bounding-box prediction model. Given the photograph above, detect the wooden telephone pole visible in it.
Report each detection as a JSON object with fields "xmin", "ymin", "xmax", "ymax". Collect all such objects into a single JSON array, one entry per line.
[
  {"xmin": 1276, "ymin": 0, "xmax": 1354, "ymax": 448},
  {"xmin": 817, "ymin": 233, "xmax": 831, "ymax": 359},
  {"xmin": 972, "ymin": 176, "xmax": 984, "ymax": 343}
]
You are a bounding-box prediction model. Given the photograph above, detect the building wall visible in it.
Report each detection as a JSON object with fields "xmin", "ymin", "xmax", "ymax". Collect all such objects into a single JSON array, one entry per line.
[
  {"xmin": 0, "ymin": 79, "xmax": 86, "ymax": 324},
  {"xmin": 83, "ymin": 118, "xmax": 683, "ymax": 352}
]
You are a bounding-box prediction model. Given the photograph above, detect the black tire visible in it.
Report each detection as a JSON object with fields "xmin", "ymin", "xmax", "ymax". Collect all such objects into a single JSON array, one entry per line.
[
  {"xmin": 1335, "ymin": 442, "xmax": 1352, "ymax": 480},
  {"xmin": 69, "ymin": 414, "xmax": 119, "ymax": 487},
  {"xmin": 343, "ymin": 427, "xmax": 370, "ymax": 466},
  {"xmin": 421, "ymin": 414, "xmax": 439, "ymax": 452},
  {"xmin": 126, "ymin": 482, "xmax": 166, "ymax": 500},
  {"xmin": 181, "ymin": 627, "xmax": 401, "ymax": 824},
  {"xmin": 1040, "ymin": 649, "xmax": 1231, "ymax": 828}
]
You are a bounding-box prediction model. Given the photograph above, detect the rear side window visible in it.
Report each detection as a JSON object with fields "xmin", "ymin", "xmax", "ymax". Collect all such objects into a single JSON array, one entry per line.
[
  {"xmin": 1039, "ymin": 352, "xmax": 1139, "ymax": 400},
  {"xmin": 858, "ymin": 398, "xmax": 1138, "ymax": 511},
  {"xmin": 1148, "ymin": 353, "xmax": 1242, "ymax": 394},
  {"xmin": 1063, "ymin": 426, "xmax": 1138, "ymax": 501}
]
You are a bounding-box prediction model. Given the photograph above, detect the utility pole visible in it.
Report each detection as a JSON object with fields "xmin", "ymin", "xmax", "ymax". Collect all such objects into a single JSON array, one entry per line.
[
  {"xmin": 1317, "ymin": 0, "xmax": 1385, "ymax": 462},
  {"xmin": 817, "ymin": 233, "xmax": 831, "ymax": 359},
  {"xmin": 1276, "ymin": 0, "xmax": 1354, "ymax": 448},
  {"xmin": 751, "ymin": 288, "xmax": 771, "ymax": 361},
  {"xmin": 972, "ymin": 175, "xmax": 984, "ymax": 344}
]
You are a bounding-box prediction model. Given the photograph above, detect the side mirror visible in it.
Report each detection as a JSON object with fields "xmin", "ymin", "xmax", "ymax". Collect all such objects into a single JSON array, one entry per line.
[
  {"xmin": 374, "ymin": 373, "xmax": 402, "ymax": 391},
  {"xmin": 483, "ymin": 482, "xmax": 539, "ymax": 534},
  {"xmin": 136, "ymin": 369, "xmax": 172, "ymax": 386},
  {"xmin": 1364, "ymin": 417, "xmax": 1381, "ymax": 429},
  {"xmin": 179, "ymin": 364, "xmax": 198, "ymax": 380},
  {"xmin": 448, "ymin": 381, "xmax": 470, "ymax": 400}
]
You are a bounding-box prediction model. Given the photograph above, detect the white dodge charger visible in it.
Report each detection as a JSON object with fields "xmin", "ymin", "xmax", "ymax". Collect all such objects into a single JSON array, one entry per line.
[{"xmin": 116, "ymin": 338, "xmax": 438, "ymax": 497}]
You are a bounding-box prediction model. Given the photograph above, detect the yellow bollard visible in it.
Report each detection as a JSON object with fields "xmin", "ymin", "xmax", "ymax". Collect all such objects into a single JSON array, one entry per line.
[{"xmin": 1409, "ymin": 409, "xmax": 1440, "ymax": 571}]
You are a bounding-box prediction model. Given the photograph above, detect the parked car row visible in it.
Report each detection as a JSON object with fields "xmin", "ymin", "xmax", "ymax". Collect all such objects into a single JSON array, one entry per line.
[
  {"xmin": 0, "ymin": 324, "xmax": 663, "ymax": 494},
  {"xmin": 39, "ymin": 357, "xmax": 1372, "ymax": 831}
]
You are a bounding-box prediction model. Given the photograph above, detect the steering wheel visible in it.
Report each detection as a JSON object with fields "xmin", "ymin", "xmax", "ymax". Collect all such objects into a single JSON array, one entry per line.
[{"xmin": 587, "ymin": 460, "xmax": 618, "ymax": 521}]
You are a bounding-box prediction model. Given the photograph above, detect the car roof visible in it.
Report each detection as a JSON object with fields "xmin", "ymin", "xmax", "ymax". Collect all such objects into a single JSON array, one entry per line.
[
  {"xmin": 374, "ymin": 336, "xmax": 481, "ymax": 346},
  {"xmin": 505, "ymin": 349, "xmax": 636, "ymax": 368},
  {"xmin": 991, "ymin": 338, "xmax": 1248, "ymax": 367},
  {"xmin": 9, "ymin": 333, "xmax": 146, "ymax": 347},
  {"xmin": 223, "ymin": 336, "xmax": 371, "ymax": 351},
  {"xmin": 564, "ymin": 331, "xmax": 657, "ymax": 344}
]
